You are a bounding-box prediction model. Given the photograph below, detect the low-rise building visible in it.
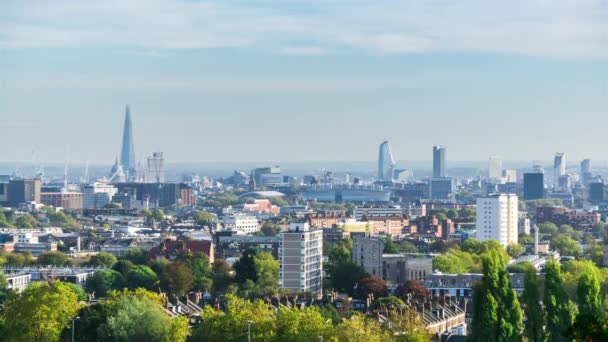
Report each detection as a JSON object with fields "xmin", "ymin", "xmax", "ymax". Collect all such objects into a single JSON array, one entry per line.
[
  {"xmin": 41, "ymin": 192, "xmax": 84, "ymax": 210},
  {"xmin": 221, "ymin": 214, "xmax": 259, "ymax": 234}
]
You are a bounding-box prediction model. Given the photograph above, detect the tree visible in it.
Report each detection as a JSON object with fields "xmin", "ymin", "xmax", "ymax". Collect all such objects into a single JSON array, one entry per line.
[
  {"xmin": 126, "ymin": 265, "xmax": 159, "ymax": 291},
  {"xmin": 124, "ymin": 248, "xmax": 148, "ymax": 265},
  {"xmin": 275, "ymin": 306, "xmax": 333, "ymax": 342},
  {"xmin": 15, "ymin": 213, "xmax": 37, "ymax": 228},
  {"xmin": 550, "ymin": 235, "xmax": 583, "ymax": 257},
  {"xmin": 398, "ymin": 240, "xmax": 419, "ymax": 253},
  {"xmin": 193, "ymin": 294, "xmax": 278, "ymax": 341},
  {"xmin": 85, "ymin": 269, "xmax": 125, "ymax": 298},
  {"xmin": 569, "ymin": 271, "xmax": 604, "ymax": 340},
  {"xmin": 233, "ymin": 248, "xmax": 259, "ymax": 284},
  {"xmin": 333, "ymin": 313, "xmax": 393, "ymax": 342},
  {"xmin": 544, "ymin": 261, "xmax": 576, "ymax": 342},
  {"xmin": 211, "ymin": 259, "xmax": 233, "ymax": 296},
  {"xmin": 259, "ymin": 222, "xmax": 281, "ymax": 236},
  {"xmin": 469, "ymin": 250, "xmax": 522, "ymax": 342},
  {"xmin": 251, "ymin": 252, "xmax": 279, "ymax": 298},
  {"xmin": 394, "ymin": 280, "xmax": 431, "ymax": 302},
  {"xmin": 160, "ymin": 262, "xmax": 193, "ymax": 296},
  {"xmin": 112, "ymin": 260, "xmax": 135, "ymax": 276},
  {"xmin": 184, "ymin": 252, "xmax": 213, "ymax": 292},
  {"xmin": 389, "ymin": 309, "xmax": 432, "ymax": 342},
  {"xmin": 151, "ymin": 209, "xmax": 164, "ymax": 222},
  {"xmin": 506, "ymin": 243, "xmax": 525, "ymax": 258},
  {"xmin": 432, "ymin": 249, "xmax": 481, "ymax": 273},
  {"xmin": 37, "ymin": 251, "xmax": 70, "ymax": 266},
  {"xmin": 328, "ymin": 262, "xmax": 368, "ymax": 295},
  {"xmin": 194, "ymin": 211, "xmax": 217, "ymax": 227},
  {"xmin": 585, "ymin": 242, "xmax": 604, "ymax": 267},
  {"xmin": 65, "ymin": 282, "xmax": 88, "ymax": 302},
  {"xmin": 0, "ymin": 273, "xmax": 16, "ymax": 303},
  {"xmin": 383, "ymin": 236, "xmax": 399, "ymax": 254},
  {"xmin": 88, "ymin": 289, "xmax": 190, "ymax": 342},
  {"xmin": 0, "ymin": 281, "xmax": 80, "ymax": 341},
  {"xmin": 539, "ymin": 222, "xmax": 559, "ymax": 235},
  {"xmin": 523, "ymin": 264, "xmax": 545, "ymax": 342},
  {"xmin": 355, "ymin": 275, "xmax": 388, "ymax": 300},
  {"xmin": 87, "ymin": 252, "xmax": 118, "ymax": 267}
]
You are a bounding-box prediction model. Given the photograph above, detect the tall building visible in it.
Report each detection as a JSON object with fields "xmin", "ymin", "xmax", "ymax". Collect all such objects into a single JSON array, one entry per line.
[
  {"xmin": 433, "ymin": 145, "xmax": 446, "ymax": 178},
  {"xmin": 120, "ymin": 105, "xmax": 137, "ymax": 181},
  {"xmin": 523, "ymin": 172, "xmax": 544, "ymax": 200},
  {"xmin": 580, "ymin": 159, "xmax": 592, "ymax": 184},
  {"xmin": 589, "ymin": 180, "xmax": 604, "ymax": 204},
  {"xmin": 41, "ymin": 192, "xmax": 83, "ymax": 210},
  {"xmin": 488, "ymin": 157, "xmax": 503, "ymax": 180},
  {"xmin": 378, "ymin": 141, "xmax": 396, "ymax": 181},
  {"xmin": 553, "ymin": 152, "xmax": 566, "ymax": 188},
  {"xmin": 8, "ymin": 179, "xmax": 41, "ymax": 207},
  {"xmin": 476, "ymin": 194, "xmax": 518, "ymax": 246},
  {"xmin": 279, "ymin": 223, "xmax": 323, "ymax": 296},
  {"xmin": 146, "ymin": 152, "xmax": 165, "ymax": 184}
]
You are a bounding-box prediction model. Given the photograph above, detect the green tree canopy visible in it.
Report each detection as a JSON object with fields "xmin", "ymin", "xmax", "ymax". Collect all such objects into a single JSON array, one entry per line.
[
  {"xmin": 183, "ymin": 252, "xmax": 213, "ymax": 292},
  {"xmin": 37, "ymin": 251, "xmax": 70, "ymax": 266},
  {"xmin": 523, "ymin": 264, "xmax": 545, "ymax": 342},
  {"xmin": 159, "ymin": 262, "xmax": 193, "ymax": 296},
  {"xmin": 85, "ymin": 269, "xmax": 125, "ymax": 298},
  {"xmin": 544, "ymin": 261, "xmax": 577, "ymax": 342},
  {"xmin": 194, "ymin": 211, "xmax": 217, "ymax": 226},
  {"xmin": 0, "ymin": 281, "xmax": 81, "ymax": 342},
  {"xmin": 87, "ymin": 252, "xmax": 118, "ymax": 267},
  {"xmin": 126, "ymin": 265, "xmax": 159, "ymax": 291}
]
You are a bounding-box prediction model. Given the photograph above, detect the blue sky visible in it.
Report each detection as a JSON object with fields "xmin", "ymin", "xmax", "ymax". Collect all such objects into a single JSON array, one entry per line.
[{"xmin": 1, "ymin": 0, "xmax": 607, "ymax": 165}]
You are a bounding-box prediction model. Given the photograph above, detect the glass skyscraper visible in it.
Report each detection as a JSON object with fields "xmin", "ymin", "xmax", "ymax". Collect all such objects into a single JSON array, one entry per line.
[
  {"xmin": 120, "ymin": 105, "xmax": 136, "ymax": 181},
  {"xmin": 378, "ymin": 141, "xmax": 396, "ymax": 181},
  {"xmin": 433, "ymin": 145, "xmax": 446, "ymax": 177}
]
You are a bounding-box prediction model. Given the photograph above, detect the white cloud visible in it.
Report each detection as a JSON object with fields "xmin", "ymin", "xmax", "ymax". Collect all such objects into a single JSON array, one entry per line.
[{"xmin": 1, "ymin": 0, "xmax": 607, "ymax": 58}]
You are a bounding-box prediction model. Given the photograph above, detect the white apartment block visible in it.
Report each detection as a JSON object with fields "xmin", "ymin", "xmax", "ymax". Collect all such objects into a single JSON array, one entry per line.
[
  {"xmin": 476, "ymin": 194, "xmax": 518, "ymax": 246},
  {"xmin": 83, "ymin": 182, "xmax": 118, "ymax": 209},
  {"xmin": 279, "ymin": 223, "xmax": 323, "ymax": 296},
  {"xmin": 221, "ymin": 214, "xmax": 259, "ymax": 234},
  {"xmin": 353, "ymin": 206, "xmax": 403, "ymax": 221}
]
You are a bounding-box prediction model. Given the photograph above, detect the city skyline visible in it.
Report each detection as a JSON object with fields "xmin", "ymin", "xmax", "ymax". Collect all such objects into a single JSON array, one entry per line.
[{"xmin": 2, "ymin": 1, "xmax": 608, "ymax": 163}]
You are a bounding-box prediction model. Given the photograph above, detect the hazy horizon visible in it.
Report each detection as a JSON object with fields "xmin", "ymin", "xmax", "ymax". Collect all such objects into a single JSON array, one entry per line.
[{"xmin": 2, "ymin": 0, "xmax": 607, "ymax": 163}]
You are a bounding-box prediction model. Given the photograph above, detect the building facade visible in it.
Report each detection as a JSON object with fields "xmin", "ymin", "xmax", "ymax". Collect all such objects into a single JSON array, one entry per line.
[
  {"xmin": 378, "ymin": 141, "xmax": 396, "ymax": 181},
  {"xmin": 476, "ymin": 194, "xmax": 518, "ymax": 246},
  {"xmin": 41, "ymin": 192, "xmax": 84, "ymax": 210},
  {"xmin": 523, "ymin": 172, "xmax": 544, "ymax": 200},
  {"xmin": 279, "ymin": 223, "xmax": 323, "ymax": 296}
]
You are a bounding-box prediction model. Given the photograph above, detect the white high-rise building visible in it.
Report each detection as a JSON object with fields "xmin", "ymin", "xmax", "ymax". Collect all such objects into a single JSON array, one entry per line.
[
  {"xmin": 279, "ymin": 223, "xmax": 323, "ymax": 296},
  {"xmin": 83, "ymin": 182, "xmax": 118, "ymax": 209},
  {"xmin": 488, "ymin": 157, "xmax": 503, "ymax": 180},
  {"xmin": 502, "ymin": 169, "xmax": 517, "ymax": 183},
  {"xmin": 378, "ymin": 141, "xmax": 396, "ymax": 181},
  {"xmin": 476, "ymin": 194, "xmax": 518, "ymax": 246},
  {"xmin": 221, "ymin": 214, "xmax": 259, "ymax": 234}
]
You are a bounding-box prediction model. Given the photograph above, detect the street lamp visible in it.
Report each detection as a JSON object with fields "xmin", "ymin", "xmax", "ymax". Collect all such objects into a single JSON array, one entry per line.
[
  {"xmin": 318, "ymin": 335, "xmax": 324, "ymax": 342},
  {"xmin": 244, "ymin": 320, "xmax": 253, "ymax": 342},
  {"xmin": 71, "ymin": 316, "xmax": 80, "ymax": 342}
]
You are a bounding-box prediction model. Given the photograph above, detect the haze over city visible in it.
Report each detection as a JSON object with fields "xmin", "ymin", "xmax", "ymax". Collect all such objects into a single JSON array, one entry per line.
[
  {"xmin": 2, "ymin": 1, "xmax": 608, "ymax": 342},
  {"xmin": 2, "ymin": 0, "xmax": 608, "ymax": 163}
]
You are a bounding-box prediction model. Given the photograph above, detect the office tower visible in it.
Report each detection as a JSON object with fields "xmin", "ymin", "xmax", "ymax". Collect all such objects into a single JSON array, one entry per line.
[
  {"xmin": 378, "ymin": 141, "xmax": 396, "ymax": 181},
  {"xmin": 553, "ymin": 152, "xmax": 566, "ymax": 188},
  {"xmin": 488, "ymin": 157, "xmax": 503, "ymax": 180},
  {"xmin": 8, "ymin": 179, "xmax": 41, "ymax": 206},
  {"xmin": 523, "ymin": 172, "xmax": 544, "ymax": 200},
  {"xmin": 279, "ymin": 223, "xmax": 323, "ymax": 296},
  {"xmin": 589, "ymin": 180, "xmax": 604, "ymax": 204},
  {"xmin": 146, "ymin": 152, "xmax": 165, "ymax": 184},
  {"xmin": 581, "ymin": 159, "xmax": 592, "ymax": 184},
  {"xmin": 433, "ymin": 145, "xmax": 446, "ymax": 177},
  {"xmin": 429, "ymin": 177, "xmax": 455, "ymax": 202},
  {"xmin": 476, "ymin": 194, "xmax": 518, "ymax": 246},
  {"xmin": 253, "ymin": 166, "xmax": 281, "ymax": 184},
  {"xmin": 120, "ymin": 105, "xmax": 136, "ymax": 181},
  {"xmin": 502, "ymin": 169, "xmax": 517, "ymax": 183}
]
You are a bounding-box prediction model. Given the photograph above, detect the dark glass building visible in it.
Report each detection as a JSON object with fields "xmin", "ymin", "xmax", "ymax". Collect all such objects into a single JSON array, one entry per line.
[{"xmin": 523, "ymin": 172, "xmax": 544, "ymax": 200}]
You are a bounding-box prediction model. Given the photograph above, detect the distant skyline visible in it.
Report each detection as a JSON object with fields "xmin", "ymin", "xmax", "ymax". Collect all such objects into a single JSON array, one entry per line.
[{"xmin": 1, "ymin": 0, "xmax": 607, "ymax": 164}]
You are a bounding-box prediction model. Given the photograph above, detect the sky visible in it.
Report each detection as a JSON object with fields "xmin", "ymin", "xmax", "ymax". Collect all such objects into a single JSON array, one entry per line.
[{"xmin": 1, "ymin": 0, "xmax": 608, "ymax": 165}]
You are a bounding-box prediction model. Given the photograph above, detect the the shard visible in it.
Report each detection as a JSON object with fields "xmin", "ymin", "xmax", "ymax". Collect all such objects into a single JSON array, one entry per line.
[
  {"xmin": 120, "ymin": 105, "xmax": 136, "ymax": 181},
  {"xmin": 378, "ymin": 140, "xmax": 396, "ymax": 181}
]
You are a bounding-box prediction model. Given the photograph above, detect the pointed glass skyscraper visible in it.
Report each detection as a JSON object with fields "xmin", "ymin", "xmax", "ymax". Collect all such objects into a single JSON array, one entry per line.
[
  {"xmin": 120, "ymin": 105, "xmax": 136, "ymax": 181},
  {"xmin": 378, "ymin": 140, "xmax": 396, "ymax": 181}
]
